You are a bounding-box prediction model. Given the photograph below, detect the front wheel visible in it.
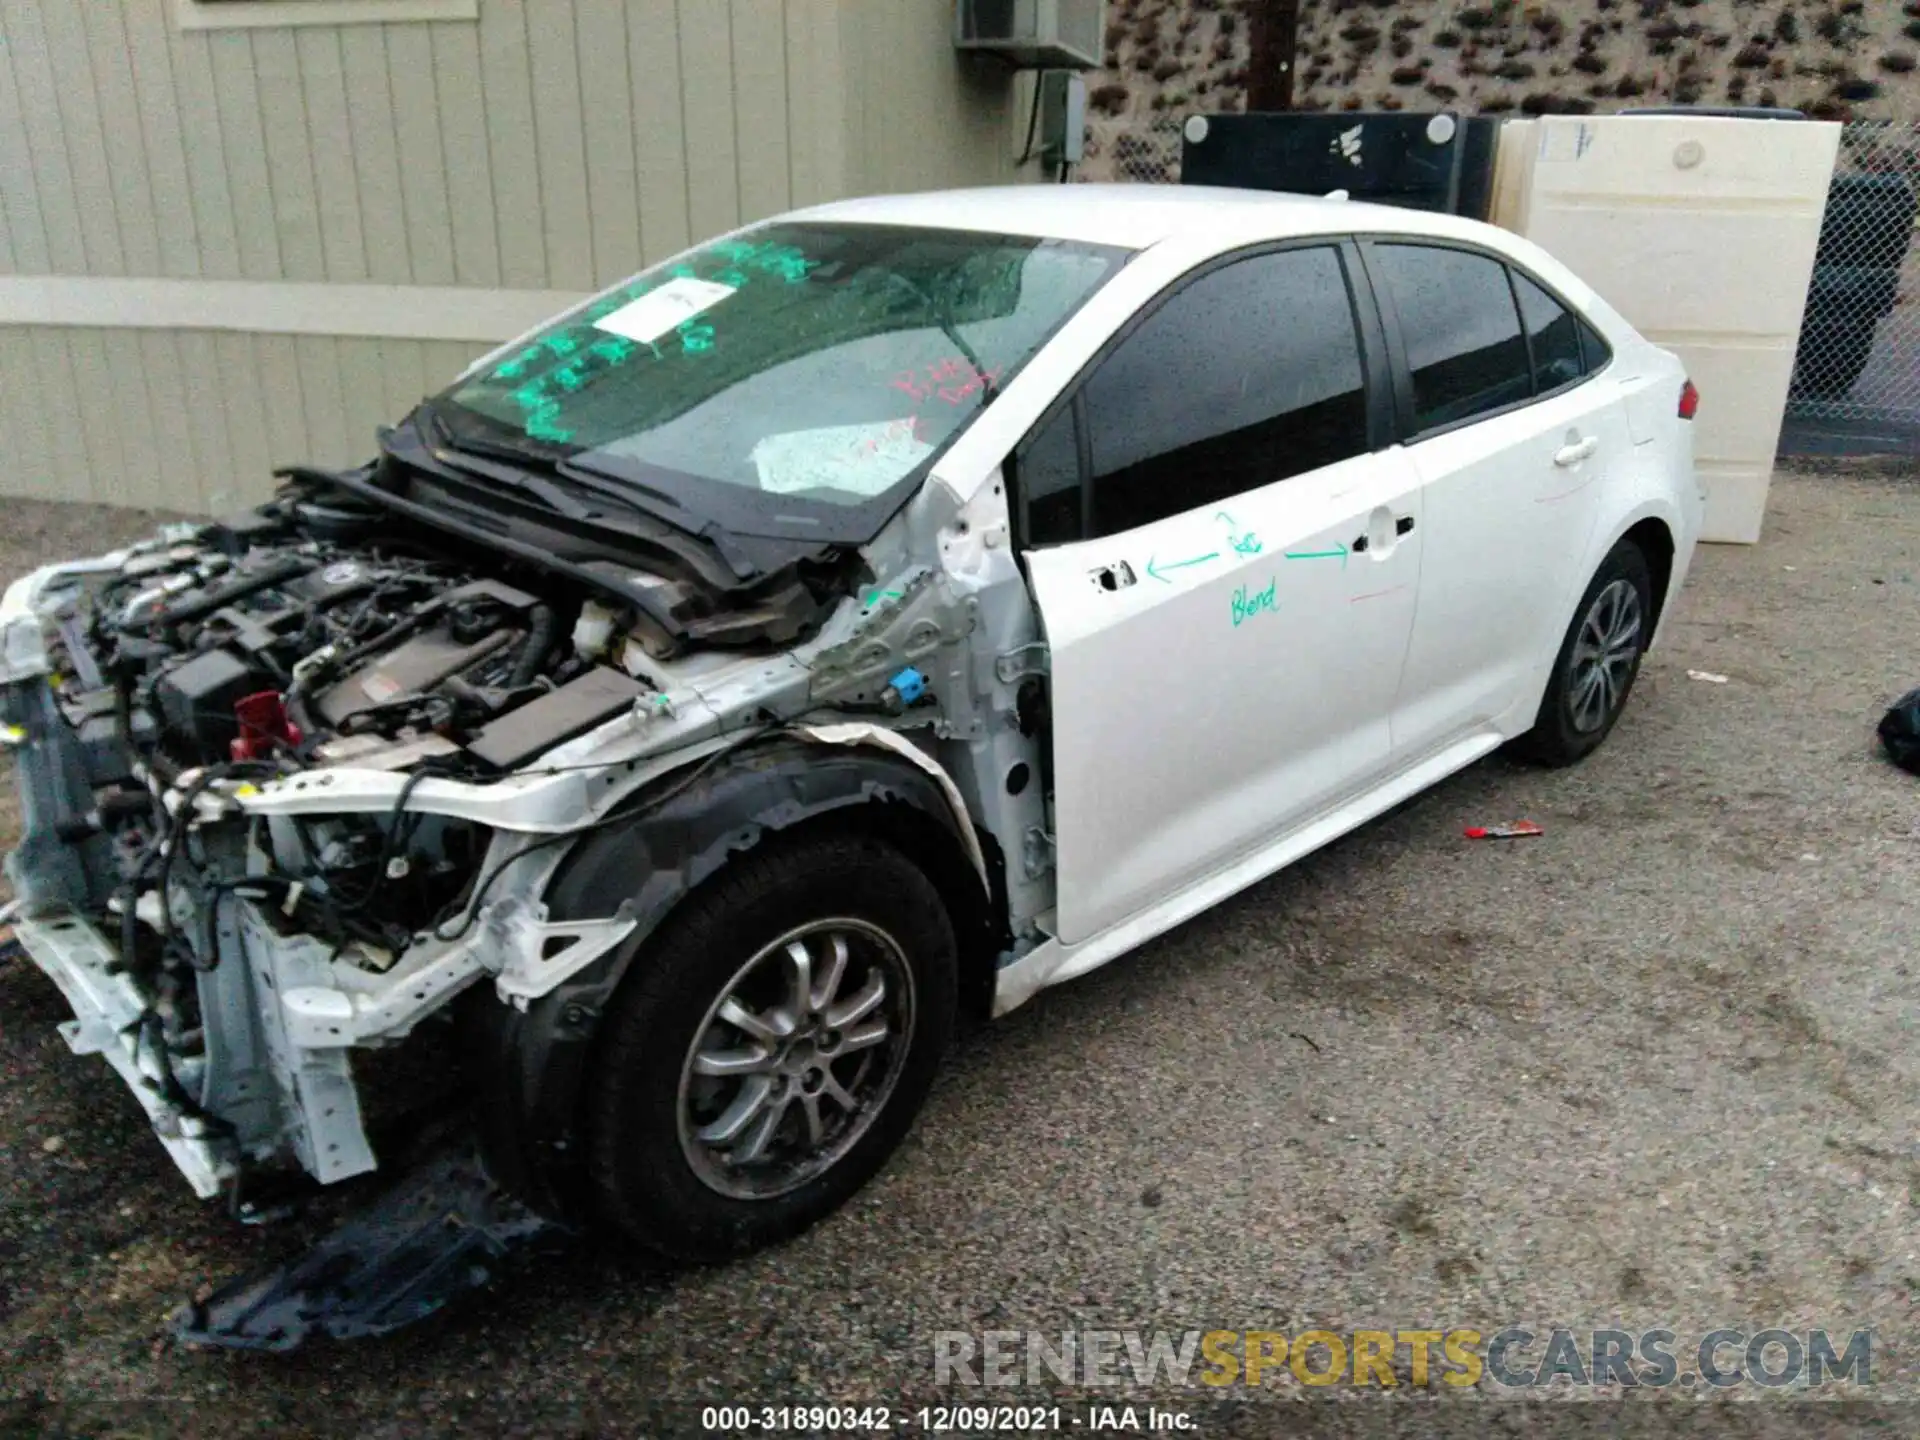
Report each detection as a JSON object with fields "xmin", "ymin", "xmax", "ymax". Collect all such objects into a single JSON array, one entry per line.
[
  {"xmin": 1511, "ymin": 540, "xmax": 1653, "ymax": 767},
  {"xmin": 586, "ymin": 832, "xmax": 957, "ymax": 1262}
]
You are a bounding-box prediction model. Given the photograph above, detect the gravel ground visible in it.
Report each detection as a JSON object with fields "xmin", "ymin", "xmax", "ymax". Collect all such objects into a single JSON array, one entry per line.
[{"xmin": 1, "ymin": 468, "xmax": 1917, "ymax": 1436}]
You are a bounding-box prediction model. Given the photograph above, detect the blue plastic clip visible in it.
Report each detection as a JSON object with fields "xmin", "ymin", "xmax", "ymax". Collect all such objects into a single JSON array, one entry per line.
[{"xmin": 887, "ymin": 667, "xmax": 928, "ymax": 706}]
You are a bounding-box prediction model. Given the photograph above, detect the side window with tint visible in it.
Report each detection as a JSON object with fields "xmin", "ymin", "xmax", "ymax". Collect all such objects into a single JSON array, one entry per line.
[
  {"xmin": 1078, "ymin": 246, "xmax": 1370, "ymax": 539},
  {"xmin": 1375, "ymin": 244, "xmax": 1532, "ymax": 433},
  {"xmin": 1578, "ymin": 317, "xmax": 1612, "ymax": 375},
  {"xmin": 1512, "ymin": 272, "xmax": 1585, "ymax": 393},
  {"xmin": 1017, "ymin": 400, "xmax": 1083, "ymax": 547}
]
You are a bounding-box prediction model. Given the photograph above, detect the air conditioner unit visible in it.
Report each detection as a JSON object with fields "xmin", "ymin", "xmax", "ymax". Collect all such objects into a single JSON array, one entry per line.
[{"xmin": 955, "ymin": 0, "xmax": 1106, "ymax": 71}]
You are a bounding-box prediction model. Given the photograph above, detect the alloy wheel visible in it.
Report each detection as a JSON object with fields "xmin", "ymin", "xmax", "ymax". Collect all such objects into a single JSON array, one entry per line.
[
  {"xmin": 1567, "ymin": 577, "xmax": 1643, "ymax": 734},
  {"xmin": 676, "ymin": 919, "xmax": 915, "ymax": 1200}
]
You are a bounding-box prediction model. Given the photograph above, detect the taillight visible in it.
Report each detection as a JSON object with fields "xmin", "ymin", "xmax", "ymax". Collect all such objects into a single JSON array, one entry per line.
[{"xmin": 1678, "ymin": 379, "xmax": 1701, "ymax": 420}]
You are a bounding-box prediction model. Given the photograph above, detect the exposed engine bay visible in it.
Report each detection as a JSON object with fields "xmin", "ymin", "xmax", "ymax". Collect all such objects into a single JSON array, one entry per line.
[
  {"xmin": 67, "ymin": 477, "xmax": 836, "ymax": 775},
  {"xmin": 31, "ymin": 485, "xmax": 738, "ymax": 963},
  {"xmin": 16, "ymin": 458, "xmax": 898, "ymax": 960}
]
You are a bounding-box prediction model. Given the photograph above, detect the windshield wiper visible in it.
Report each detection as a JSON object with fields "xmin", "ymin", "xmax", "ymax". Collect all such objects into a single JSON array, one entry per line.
[
  {"xmin": 413, "ymin": 403, "xmax": 765, "ymax": 581},
  {"xmin": 551, "ymin": 457, "xmax": 694, "ymax": 521},
  {"xmin": 553, "ymin": 455, "xmax": 766, "ymax": 581},
  {"xmin": 428, "ymin": 445, "xmax": 597, "ymax": 519},
  {"xmin": 423, "ymin": 402, "xmax": 662, "ymax": 524}
]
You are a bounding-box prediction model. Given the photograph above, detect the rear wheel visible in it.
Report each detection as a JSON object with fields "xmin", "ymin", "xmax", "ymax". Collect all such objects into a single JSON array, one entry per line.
[
  {"xmin": 586, "ymin": 832, "xmax": 957, "ymax": 1261},
  {"xmin": 1512, "ymin": 540, "xmax": 1653, "ymax": 767}
]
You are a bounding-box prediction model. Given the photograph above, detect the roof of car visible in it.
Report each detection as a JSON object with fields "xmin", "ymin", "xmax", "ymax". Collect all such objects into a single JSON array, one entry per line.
[{"xmin": 786, "ymin": 182, "xmax": 1491, "ymax": 251}]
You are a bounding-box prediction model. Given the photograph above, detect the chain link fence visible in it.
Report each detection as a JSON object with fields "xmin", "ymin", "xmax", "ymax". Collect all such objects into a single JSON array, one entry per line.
[
  {"xmin": 1784, "ymin": 121, "xmax": 1920, "ymax": 436},
  {"xmin": 1081, "ymin": 117, "xmax": 1185, "ymax": 185}
]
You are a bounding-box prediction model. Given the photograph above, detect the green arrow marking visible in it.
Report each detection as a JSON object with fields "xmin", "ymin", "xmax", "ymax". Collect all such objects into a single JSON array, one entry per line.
[
  {"xmin": 1146, "ymin": 551, "xmax": 1220, "ymax": 584},
  {"xmin": 1284, "ymin": 544, "xmax": 1350, "ymax": 568}
]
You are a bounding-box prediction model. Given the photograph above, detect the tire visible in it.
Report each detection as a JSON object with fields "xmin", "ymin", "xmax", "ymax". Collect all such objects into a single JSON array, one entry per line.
[
  {"xmin": 1511, "ymin": 540, "xmax": 1654, "ymax": 767},
  {"xmin": 586, "ymin": 831, "xmax": 957, "ymax": 1262}
]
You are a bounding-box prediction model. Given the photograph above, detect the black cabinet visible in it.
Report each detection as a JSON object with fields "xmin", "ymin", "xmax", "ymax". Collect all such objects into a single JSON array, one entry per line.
[{"xmin": 1180, "ymin": 112, "xmax": 1503, "ymax": 221}]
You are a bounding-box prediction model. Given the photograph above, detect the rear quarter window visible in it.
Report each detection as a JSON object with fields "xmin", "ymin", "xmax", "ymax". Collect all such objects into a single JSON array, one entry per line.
[
  {"xmin": 1578, "ymin": 316, "xmax": 1614, "ymax": 375},
  {"xmin": 1512, "ymin": 272, "xmax": 1586, "ymax": 394}
]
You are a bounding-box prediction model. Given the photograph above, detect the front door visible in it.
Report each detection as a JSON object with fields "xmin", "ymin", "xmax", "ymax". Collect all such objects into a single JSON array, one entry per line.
[{"xmin": 1016, "ymin": 243, "xmax": 1423, "ymax": 947}]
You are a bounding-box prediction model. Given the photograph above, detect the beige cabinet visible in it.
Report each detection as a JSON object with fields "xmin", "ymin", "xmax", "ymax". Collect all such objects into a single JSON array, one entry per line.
[{"xmin": 1493, "ymin": 114, "xmax": 1840, "ymax": 543}]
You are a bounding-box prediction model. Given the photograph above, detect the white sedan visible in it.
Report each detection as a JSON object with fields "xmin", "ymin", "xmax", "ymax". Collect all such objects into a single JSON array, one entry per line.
[{"xmin": 2, "ymin": 184, "xmax": 1699, "ymax": 1323}]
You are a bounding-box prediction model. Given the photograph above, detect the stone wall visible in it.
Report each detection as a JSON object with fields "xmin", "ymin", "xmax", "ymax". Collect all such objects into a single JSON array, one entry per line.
[{"xmin": 1082, "ymin": 0, "xmax": 1920, "ymax": 178}]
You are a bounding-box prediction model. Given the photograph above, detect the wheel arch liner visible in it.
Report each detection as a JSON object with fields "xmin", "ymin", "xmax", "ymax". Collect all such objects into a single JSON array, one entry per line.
[{"xmin": 464, "ymin": 730, "xmax": 987, "ymax": 1219}]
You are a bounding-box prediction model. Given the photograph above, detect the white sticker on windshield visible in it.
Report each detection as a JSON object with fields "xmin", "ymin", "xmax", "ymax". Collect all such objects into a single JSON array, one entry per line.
[
  {"xmin": 592, "ymin": 277, "xmax": 737, "ymax": 345},
  {"xmin": 750, "ymin": 420, "xmax": 934, "ymax": 498}
]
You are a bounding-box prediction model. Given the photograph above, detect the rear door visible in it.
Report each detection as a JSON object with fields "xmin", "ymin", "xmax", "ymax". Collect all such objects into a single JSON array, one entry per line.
[
  {"xmin": 1015, "ymin": 242, "xmax": 1424, "ymax": 947},
  {"xmin": 1365, "ymin": 241, "xmax": 1626, "ymax": 760}
]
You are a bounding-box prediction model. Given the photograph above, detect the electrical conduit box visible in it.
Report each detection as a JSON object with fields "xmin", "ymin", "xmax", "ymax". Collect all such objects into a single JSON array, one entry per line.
[
  {"xmin": 1039, "ymin": 71, "xmax": 1086, "ymax": 166},
  {"xmin": 1492, "ymin": 114, "xmax": 1841, "ymax": 544}
]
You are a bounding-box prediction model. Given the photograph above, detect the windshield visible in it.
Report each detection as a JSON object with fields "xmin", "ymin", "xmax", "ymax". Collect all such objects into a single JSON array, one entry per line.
[{"xmin": 433, "ymin": 222, "xmax": 1127, "ymax": 542}]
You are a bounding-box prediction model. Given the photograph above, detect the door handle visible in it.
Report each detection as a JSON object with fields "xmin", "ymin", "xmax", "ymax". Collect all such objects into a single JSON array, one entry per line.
[
  {"xmin": 1353, "ymin": 515, "xmax": 1414, "ymax": 553},
  {"xmin": 1554, "ymin": 436, "xmax": 1599, "ymax": 467}
]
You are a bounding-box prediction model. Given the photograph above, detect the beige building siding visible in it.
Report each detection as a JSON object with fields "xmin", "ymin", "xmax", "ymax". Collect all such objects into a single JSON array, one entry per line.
[
  {"xmin": 0, "ymin": 0, "xmax": 1018, "ymax": 289},
  {"xmin": 0, "ymin": 0, "xmax": 1031, "ymax": 512},
  {"xmin": 841, "ymin": 2, "xmax": 1029, "ymax": 197},
  {"xmin": 0, "ymin": 325, "xmax": 486, "ymax": 510}
]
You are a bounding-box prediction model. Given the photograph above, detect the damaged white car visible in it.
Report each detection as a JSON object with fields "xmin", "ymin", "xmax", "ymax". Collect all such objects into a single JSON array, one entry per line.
[{"xmin": 0, "ymin": 186, "xmax": 1700, "ymax": 1342}]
